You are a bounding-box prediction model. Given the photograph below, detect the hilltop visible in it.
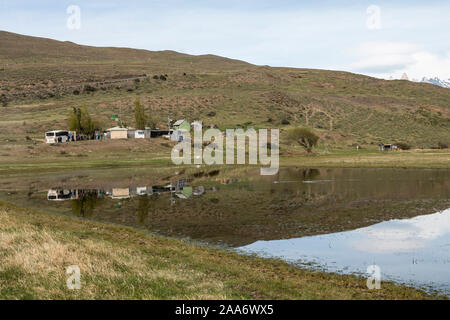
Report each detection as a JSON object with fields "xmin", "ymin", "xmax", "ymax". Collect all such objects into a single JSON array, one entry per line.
[{"xmin": 0, "ymin": 30, "xmax": 449, "ymax": 150}]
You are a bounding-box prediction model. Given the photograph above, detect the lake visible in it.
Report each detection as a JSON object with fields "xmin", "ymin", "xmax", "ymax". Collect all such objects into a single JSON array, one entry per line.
[{"xmin": 0, "ymin": 166, "xmax": 449, "ymax": 293}]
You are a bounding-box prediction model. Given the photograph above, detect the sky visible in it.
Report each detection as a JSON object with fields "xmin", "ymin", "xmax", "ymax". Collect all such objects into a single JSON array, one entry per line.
[{"xmin": 1, "ymin": 0, "xmax": 449, "ymax": 80}]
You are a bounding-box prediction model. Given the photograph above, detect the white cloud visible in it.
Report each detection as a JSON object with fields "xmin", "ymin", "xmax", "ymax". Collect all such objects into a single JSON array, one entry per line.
[
  {"xmin": 346, "ymin": 41, "xmax": 450, "ymax": 80},
  {"xmin": 351, "ymin": 208, "xmax": 450, "ymax": 253}
]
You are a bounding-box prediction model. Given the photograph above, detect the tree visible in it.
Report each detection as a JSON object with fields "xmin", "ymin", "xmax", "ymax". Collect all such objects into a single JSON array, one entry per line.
[
  {"xmin": 69, "ymin": 107, "xmax": 82, "ymax": 132},
  {"xmin": 68, "ymin": 105, "xmax": 98, "ymax": 136},
  {"xmin": 287, "ymin": 127, "xmax": 320, "ymax": 153},
  {"xmin": 134, "ymin": 98, "xmax": 147, "ymax": 130},
  {"xmin": 80, "ymin": 105, "xmax": 95, "ymax": 136}
]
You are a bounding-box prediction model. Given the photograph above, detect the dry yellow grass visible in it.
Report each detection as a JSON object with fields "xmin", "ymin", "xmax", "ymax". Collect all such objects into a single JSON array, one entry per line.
[
  {"xmin": 0, "ymin": 207, "xmax": 227, "ymax": 299},
  {"xmin": 0, "ymin": 203, "xmax": 444, "ymax": 300}
]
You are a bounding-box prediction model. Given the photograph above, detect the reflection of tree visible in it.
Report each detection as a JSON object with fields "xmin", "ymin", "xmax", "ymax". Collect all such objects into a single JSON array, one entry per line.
[
  {"xmin": 137, "ymin": 195, "xmax": 151, "ymax": 225},
  {"xmin": 300, "ymin": 168, "xmax": 320, "ymax": 180},
  {"xmin": 72, "ymin": 191, "xmax": 100, "ymax": 218}
]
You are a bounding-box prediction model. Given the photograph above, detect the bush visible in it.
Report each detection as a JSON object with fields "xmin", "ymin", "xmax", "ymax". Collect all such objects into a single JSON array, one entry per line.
[
  {"xmin": 1, "ymin": 94, "xmax": 8, "ymax": 107},
  {"xmin": 281, "ymin": 119, "xmax": 290, "ymax": 125},
  {"xmin": 84, "ymin": 85, "xmax": 97, "ymax": 93},
  {"xmin": 207, "ymin": 111, "xmax": 216, "ymax": 117},
  {"xmin": 438, "ymin": 142, "xmax": 448, "ymax": 149},
  {"xmin": 287, "ymin": 127, "xmax": 320, "ymax": 153},
  {"xmin": 396, "ymin": 142, "xmax": 411, "ymax": 150}
]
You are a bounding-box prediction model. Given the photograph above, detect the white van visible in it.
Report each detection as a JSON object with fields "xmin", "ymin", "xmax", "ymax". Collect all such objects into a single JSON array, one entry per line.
[
  {"xmin": 45, "ymin": 130, "xmax": 69, "ymax": 143},
  {"xmin": 47, "ymin": 189, "xmax": 73, "ymax": 201}
]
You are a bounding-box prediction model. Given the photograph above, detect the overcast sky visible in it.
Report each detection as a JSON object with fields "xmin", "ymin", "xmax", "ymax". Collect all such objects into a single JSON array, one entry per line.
[{"xmin": 1, "ymin": 0, "xmax": 449, "ymax": 80}]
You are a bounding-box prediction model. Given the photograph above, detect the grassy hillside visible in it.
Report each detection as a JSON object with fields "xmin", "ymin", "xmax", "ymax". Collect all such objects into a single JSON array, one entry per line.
[{"xmin": 1, "ymin": 30, "xmax": 449, "ymax": 151}]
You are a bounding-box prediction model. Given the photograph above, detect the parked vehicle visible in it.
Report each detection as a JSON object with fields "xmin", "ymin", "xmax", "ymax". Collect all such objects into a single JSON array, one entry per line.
[
  {"xmin": 47, "ymin": 189, "xmax": 74, "ymax": 201},
  {"xmin": 45, "ymin": 130, "xmax": 70, "ymax": 143}
]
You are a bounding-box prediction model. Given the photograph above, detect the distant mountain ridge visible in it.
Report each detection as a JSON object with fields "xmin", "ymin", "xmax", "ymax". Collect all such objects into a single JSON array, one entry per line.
[{"xmin": 420, "ymin": 77, "xmax": 450, "ymax": 89}]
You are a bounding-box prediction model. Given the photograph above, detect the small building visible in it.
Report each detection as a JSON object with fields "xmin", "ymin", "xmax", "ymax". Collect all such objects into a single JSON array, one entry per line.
[
  {"xmin": 171, "ymin": 120, "xmax": 190, "ymax": 142},
  {"xmin": 172, "ymin": 119, "xmax": 190, "ymax": 131},
  {"xmin": 379, "ymin": 144, "xmax": 398, "ymax": 151},
  {"xmin": 171, "ymin": 130, "xmax": 188, "ymax": 142},
  {"xmin": 151, "ymin": 130, "xmax": 171, "ymax": 138},
  {"xmin": 134, "ymin": 129, "xmax": 151, "ymax": 139},
  {"xmin": 107, "ymin": 127, "xmax": 129, "ymax": 139}
]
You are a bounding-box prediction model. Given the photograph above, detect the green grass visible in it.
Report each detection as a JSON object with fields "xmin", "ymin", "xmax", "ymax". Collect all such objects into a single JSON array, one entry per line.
[
  {"xmin": 0, "ymin": 201, "xmax": 444, "ymax": 300},
  {"xmin": 0, "ymin": 140, "xmax": 448, "ymax": 175}
]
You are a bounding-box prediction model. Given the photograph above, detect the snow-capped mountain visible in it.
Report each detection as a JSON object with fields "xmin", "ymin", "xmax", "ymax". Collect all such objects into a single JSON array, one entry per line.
[{"xmin": 420, "ymin": 77, "xmax": 450, "ymax": 89}]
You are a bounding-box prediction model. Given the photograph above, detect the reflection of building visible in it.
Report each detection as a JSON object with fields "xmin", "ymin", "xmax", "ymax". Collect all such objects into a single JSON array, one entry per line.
[
  {"xmin": 47, "ymin": 189, "xmax": 103, "ymax": 201},
  {"xmin": 136, "ymin": 187, "xmax": 151, "ymax": 196},
  {"xmin": 151, "ymin": 185, "xmax": 175, "ymax": 194},
  {"xmin": 193, "ymin": 186, "xmax": 205, "ymax": 196},
  {"xmin": 175, "ymin": 186, "xmax": 193, "ymax": 199},
  {"xmin": 47, "ymin": 181, "xmax": 205, "ymax": 202},
  {"xmin": 110, "ymin": 188, "xmax": 130, "ymax": 199}
]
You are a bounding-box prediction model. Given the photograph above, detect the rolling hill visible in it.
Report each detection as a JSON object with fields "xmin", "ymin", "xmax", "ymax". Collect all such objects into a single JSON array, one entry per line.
[{"xmin": 0, "ymin": 30, "xmax": 449, "ymax": 150}]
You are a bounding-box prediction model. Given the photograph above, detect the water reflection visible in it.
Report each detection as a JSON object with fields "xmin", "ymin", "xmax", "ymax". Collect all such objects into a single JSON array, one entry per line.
[
  {"xmin": 0, "ymin": 167, "xmax": 449, "ymax": 293},
  {"xmin": 1, "ymin": 167, "xmax": 449, "ymax": 248},
  {"xmin": 47, "ymin": 180, "xmax": 203, "ymax": 202},
  {"xmin": 71, "ymin": 190, "xmax": 102, "ymax": 218},
  {"xmin": 240, "ymin": 208, "xmax": 450, "ymax": 294}
]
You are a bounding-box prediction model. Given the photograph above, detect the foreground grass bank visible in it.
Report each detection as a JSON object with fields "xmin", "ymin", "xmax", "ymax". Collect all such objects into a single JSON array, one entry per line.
[{"xmin": 0, "ymin": 202, "xmax": 441, "ymax": 300}]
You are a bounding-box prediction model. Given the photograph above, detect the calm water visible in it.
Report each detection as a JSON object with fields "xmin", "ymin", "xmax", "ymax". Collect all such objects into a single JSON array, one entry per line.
[
  {"xmin": 240, "ymin": 208, "xmax": 450, "ymax": 293},
  {"xmin": 0, "ymin": 166, "xmax": 449, "ymax": 293}
]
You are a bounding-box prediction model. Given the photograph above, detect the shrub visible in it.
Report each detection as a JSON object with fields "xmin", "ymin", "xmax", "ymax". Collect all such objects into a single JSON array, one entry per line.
[
  {"xmin": 84, "ymin": 85, "xmax": 97, "ymax": 93},
  {"xmin": 287, "ymin": 127, "xmax": 320, "ymax": 153},
  {"xmin": 281, "ymin": 119, "xmax": 290, "ymax": 125},
  {"xmin": 396, "ymin": 142, "xmax": 411, "ymax": 150},
  {"xmin": 438, "ymin": 142, "xmax": 448, "ymax": 149}
]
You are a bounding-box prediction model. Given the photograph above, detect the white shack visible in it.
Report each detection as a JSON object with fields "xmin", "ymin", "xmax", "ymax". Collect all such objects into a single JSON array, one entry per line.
[{"xmin": 107, "ymin": 127, "xmax": 129, "ymax": 140}]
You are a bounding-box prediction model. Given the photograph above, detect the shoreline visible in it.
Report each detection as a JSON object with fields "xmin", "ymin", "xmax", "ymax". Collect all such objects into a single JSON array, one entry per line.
[
  {"xmin": 0, "ymin": 201, "xmax": 446, "ymax": 300},
  {"xmin": 0, "ymin": 148, "xmax": 449, "ymax": 175}
]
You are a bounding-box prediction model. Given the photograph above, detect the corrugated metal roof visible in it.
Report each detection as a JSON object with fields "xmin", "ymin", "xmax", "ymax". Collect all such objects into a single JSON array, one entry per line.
[{"xmin": 173, "ymin": 120, "xmax": 185, "ymax": 126}]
